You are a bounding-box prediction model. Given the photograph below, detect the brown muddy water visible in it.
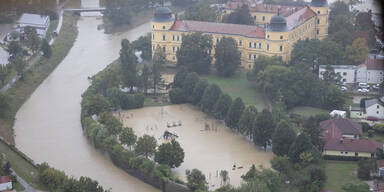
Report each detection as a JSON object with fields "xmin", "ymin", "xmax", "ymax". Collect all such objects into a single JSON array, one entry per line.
[
  {"xmin": 13, "ymin": 13, "xmax": 159, "ymax": 192},
  {"xmin": 119, "ymin": 104, "xmax": 274, "ymax": 190}
]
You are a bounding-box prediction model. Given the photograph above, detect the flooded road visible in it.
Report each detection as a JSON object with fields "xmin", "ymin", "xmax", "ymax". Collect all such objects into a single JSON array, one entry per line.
[
  {"xmin": 13, "ymin": 12, "xmax": 159, "ymax": 192},
  {"xmin": 119, "ymin": 105, "xmax": 273, "ymax": 189}
]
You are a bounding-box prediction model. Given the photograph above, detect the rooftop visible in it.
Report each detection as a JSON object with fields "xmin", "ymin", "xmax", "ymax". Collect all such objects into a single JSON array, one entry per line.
[
  {"xmin": 285, "ymin": 6, "xmax": 317, "ymax": 30},
  {"xmin": 171, "ymin": 20, "xmax": 265, "ymax": 39},
  {"xmin": 226, "ymin": 0, "xmax": 304, "ymax": 17},
  {"xmin": 17, "ymin": 13, "xmax": 49, "ymax": 26},
  {"xmin": 319, "ymin": 65, "xmax": 357, "ymax": 70},
  {"xmin": 324, "ymin": 138, "xmax": 382, "ymax": 153},
  {"xmin": 365, "ymin": 98, "xmax": 384, "ymax": 108},
  {"xmin": 0, "ymin": 176, "xmax": 11, "ymax": 184},
  {"xmin": 0, "ymin": 47, "xmax": 10, "ymax": 66},
  {"xmin": 320, "ymin": 118, "xmax": 362, "ymax": 136}
]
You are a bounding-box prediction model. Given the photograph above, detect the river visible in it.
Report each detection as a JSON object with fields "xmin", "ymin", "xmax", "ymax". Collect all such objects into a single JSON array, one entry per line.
[{"xmin": 13, "ymin": 3, "xmax": 159, "ymax": 192}]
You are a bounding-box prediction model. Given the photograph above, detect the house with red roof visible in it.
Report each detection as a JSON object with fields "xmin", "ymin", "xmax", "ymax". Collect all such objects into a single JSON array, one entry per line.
[{"xmin": 0, "ymin": 176, "xmax": 12, "ymax": 191}]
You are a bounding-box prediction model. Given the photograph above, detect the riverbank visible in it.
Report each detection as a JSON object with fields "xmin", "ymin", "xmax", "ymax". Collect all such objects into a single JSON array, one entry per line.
[{"xmin": 0, "ymin": 12, "xmax": 79, "ymax": 144}]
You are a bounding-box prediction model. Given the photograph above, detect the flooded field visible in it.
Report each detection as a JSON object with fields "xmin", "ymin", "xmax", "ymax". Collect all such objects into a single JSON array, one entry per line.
[{"xmin": 119, "ymin": 104, "xmax": 274, "ymax": 189}]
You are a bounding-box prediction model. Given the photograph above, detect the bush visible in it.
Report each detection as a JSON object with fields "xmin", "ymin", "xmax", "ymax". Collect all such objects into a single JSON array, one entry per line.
[
  {"xmin": 373, "ymin": 124, "xmax": 384, "ymax": 133},
  {"xmin": 169, "ymin": 88, "xmax": 186, "ymax": 104},
  {"xmin": 360, "ymin": 122, "xmax": 372, "ymax": 132}
]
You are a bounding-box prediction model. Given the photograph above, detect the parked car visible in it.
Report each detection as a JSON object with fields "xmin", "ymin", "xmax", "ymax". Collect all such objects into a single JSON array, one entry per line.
[
  {"xmin": 358, "ymin": 88, "xmax": 369, "ymax": 93},
  {"xmin": 372, "ymin": 84, "xmax": 380, "ymax": 90},
  {"xmin": 340, "ymin": 86, "xmax": 347, "ymax": 91},
  {"xmin": 358, "ymin": 82, "xmax": 370, "ymax": 89}
]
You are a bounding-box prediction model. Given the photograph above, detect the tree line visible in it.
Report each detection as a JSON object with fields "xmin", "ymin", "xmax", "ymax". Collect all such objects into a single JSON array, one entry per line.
[{"xmin": 0, "ymin": 0, "xmax": 58, "ymax": 23}]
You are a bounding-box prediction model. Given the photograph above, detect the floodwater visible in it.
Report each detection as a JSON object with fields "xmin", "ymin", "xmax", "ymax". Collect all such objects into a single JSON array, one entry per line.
[
  {"xmin": 119, "ymin": 104, "xmax": 273, "ymax": 189},
  {"xmin": 13, "ymin": 8, "xmax": 159, "ymax": 192}
]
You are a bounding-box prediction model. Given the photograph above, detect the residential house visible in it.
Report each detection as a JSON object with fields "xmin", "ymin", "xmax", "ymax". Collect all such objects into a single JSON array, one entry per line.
[
  {"xmin": 323, "ymin": 138, "xmax": 383, "ymax": 158},
  {"xmin": 319, "ymin": 65, "xmax": 356, "ymax": 84},
  {"xmin": 320, "ymin": 118, "xmax": 363, "ymax": 140},
  {"xmin": 0, "ymin": 176, "xmax": 12, "ymax": 191},
  {"xmin": 364, "ymin": 98, "xmax": 384, "ymax": 119},
  {"xmin": 0, "ymin": 47, "xmax": 10, "ymax": 66},
  {"xmin": 17, "ymin": 13, "xmax": 50, "ymax": 38},
  {"xmin": 356, "ymin": 53, "xmax": 384, "ymax": 84}
]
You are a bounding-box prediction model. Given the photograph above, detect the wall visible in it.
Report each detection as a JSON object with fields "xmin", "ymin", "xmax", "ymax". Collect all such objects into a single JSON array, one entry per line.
[
  {"xmin": 309, "ymin": 5, "xmax": 328, "ymax": 40},
  {"xmin": 366, "ymin": 103, "xmax": 384, "ymax": 119},
  {"xmin": 366, "ymin": 69, "xmax": 384, "ymax": 84},
  {"xmin": 323, "ymin": 150, "xmax": 372, "ymax": 158},
  {"xmin": 0, "ymin": 182, "xmax": 12, "ymax": 191}
]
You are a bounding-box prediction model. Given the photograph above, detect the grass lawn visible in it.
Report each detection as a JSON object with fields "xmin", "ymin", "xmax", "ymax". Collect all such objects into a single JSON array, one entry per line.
[
  {"xmin": 202, "ymin": 72, "xmax": 267, "ymax": 110},
  {"xmin": 46, "ymin": 19, "xmax": 59, "ymax": 42},
  {"xmin": 289, "ymin": 106, "xmax": 329, "ymax": 118},
  {"xmin": 324, "ymin": 160, "xmax": 365, "ymax": 192},
  {"xmin": 345, "ymin": 96, "xmax": 360, "ymax": 108}
]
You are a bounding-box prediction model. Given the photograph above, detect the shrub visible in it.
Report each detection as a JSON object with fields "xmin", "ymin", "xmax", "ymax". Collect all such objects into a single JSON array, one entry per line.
[
  {"xmin": 373, "ymin": 124, "xmax": 384, "ymax": 134},
  {"xmin": 169, "ymin": 88, "xmax": 186, "ymax": 104}
]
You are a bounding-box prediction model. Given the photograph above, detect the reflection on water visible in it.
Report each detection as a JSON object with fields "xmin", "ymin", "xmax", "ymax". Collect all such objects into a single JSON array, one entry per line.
[
  {"xmin": 119, "ymin": 104, "xmax": 273, "ymax": 190},
  {"xmin": 14, "ymin": 16, "xmax": 158, "ymax": 191}
]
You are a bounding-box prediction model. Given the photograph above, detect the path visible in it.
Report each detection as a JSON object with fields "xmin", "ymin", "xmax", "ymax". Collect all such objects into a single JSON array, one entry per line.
[{"xmin": 10, "ymin": 168, "xmax": 42, "ymax": 192}]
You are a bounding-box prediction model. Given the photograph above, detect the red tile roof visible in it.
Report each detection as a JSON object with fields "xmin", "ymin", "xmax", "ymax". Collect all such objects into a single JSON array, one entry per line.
[
  {"xmin": 0, "ymin": 176, "xmax": 11, "ymax": 184},
  {"xmin": 171, "ymin": 20, "xmax": 265, "ymax": 39},
  {"xmin": 320, "ymin": 118, "xmax": 362, "ymax": 138},
  {"xmin": 286, "ymin": 6, "xmax": 317, "ymax": 30},
  {"xmin": 365, "ymin": 56, "xmax": 384, "ymax": 70},
  {"xmin": 324, "ymin": 138, "xmax": 383, "ymax": 153},
  {"xmin": 226, "ymin": 1, "xmax": 304, "ymax": 17}
]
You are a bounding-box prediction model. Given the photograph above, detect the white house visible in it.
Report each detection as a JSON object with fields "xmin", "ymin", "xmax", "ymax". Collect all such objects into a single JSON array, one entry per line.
[
  {"xmin": 17, "ymin": 13, "xmax": 50, "ymax": 38},
  {"xmin": 330, "ymin": 110, "xmax": 346, "ymax": 118},
  {"xmin": 0, "ymin": 176, "xmax": 12, "ymax": 191},
  {"xmin": 364, "ymin": 98, "xmax": 384, "ymax": 119},
  {"xmin": 356, "ymin": 54, "xmax": 384, "ymax": 84},
  {"xmin": 0, "ymin": 47, "xmax": 10, "ymax": 66},
  {"xmin": 319, "ymin": 65, "xmax": 356, "ymax": 84}
]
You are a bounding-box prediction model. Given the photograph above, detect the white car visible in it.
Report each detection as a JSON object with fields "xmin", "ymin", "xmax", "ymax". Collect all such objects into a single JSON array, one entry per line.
[
  {"xmin": 358, "ymin": 88, "xmax": 369, "ymax": 93},
  {"xmin": 340, "ymin": 86, "xmax": 347, "ymax": 91},
  {"xmin": 358, "ymin": 82, "xmax": 370, "ymax": 89}
]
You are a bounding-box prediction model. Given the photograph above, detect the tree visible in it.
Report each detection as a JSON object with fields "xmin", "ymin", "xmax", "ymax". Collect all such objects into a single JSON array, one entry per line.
[
  {"xmin": 104, "ymin": 0, "xmax": 132, "ymax": 25},
  {"xmin": 223, "ymin": 5, "xmax": 253, "ymax": 25},
  {"xmin": 238, "ymin": 105, "xmax": 257, "ymax": 136},
  {"xmin": 152, "ymin": 45, "xmax": 166, "ymax": 95},
  {"xmin": 220, "ymin": 170, "xmax": 229, "ymax": 186},
  {"xmin": 24, "ymin": 26, "xmax": 41, "ymax": 53},
  {"xmin": 247, "ymin": 55, "xmax": 284, "ymax": 81},
  {"xmin": 346, "ymin": 38, "xmax": 369, "ymax": 65},
  {"xmin": 155, "ymin": 139, "xmax": 185, "ymax": 168},
  {"xmin": 213, "ymin": 93, "xmax": 232, "ymax": 120},
  {"xmin": 302, "ymin": 117, "xmax": 324, "ymax": 150},
  {"xmin": 173, "ymin": 66, "xmax": 188, "ymax": 88},
  {"xmin": 140, "ymin": 64, "xmax": 151, "ymax": 95},
  {"xmin": 191, "ymin": 79, "xmax": 209, "ymax": 105},
  {"xmin": 0, "ymin": 65, "xmax": 8, "ymax": 86},
  {"xmin": 185, "ymin": 169, "xmax": 208, "ymax": 192},
  {"xmin": 342, "ymin": 183, "xmax": 370, "ymax": 192},
  {"xmin": 132, "ymin": 33, "xmax": 152, "ymax": 60},
  {"xmin": 104, "ymin": 115, "xmax": 123, "ymax": 136},
  {"xmin": 41, "ymin": 38, "xmax": 52, "ymax": 58},
  {"xmin": 288, "ymin": 134, "xmax": 313, "ymax": 163},
  {"xmin": 120, "ymin": 39, "xmax": 138, "ymax": 93},
  {"xmin": 201, "ymin": 84, "xmax": 222, "ymax": 113},
  {"xmin": 182, "ymin": 72, "xmax": 200, "ymax": 102},
  {"xmin": 214, "ymin": 37, "xmax": 241, "ymax": 77},
  {"xmin": 78, "ymin": 176, "xmax": 108, "ymax": 192},
  {"xmin": 253, "ymin": 109, "xmax": 275, "ymax": 150},
  {"xmin": 177, "ymin": 33, "xmax": 212, "ymax": 74},
  {"xmin": 271, "ymin": 156, "xmax": 292, "ymax": 178},
  {"xmin": 169, "ymin": 88, "xmax": 186, "ymax": 104},
  {"xmin": 272, "ymin": 120, "xmax": 296, "ymax": 156},
  {"xmin": 357, "ymin": 158, "xmax": 376, "ymax": 180},
  {"xmin": 82, "ymin": 94, "xmax": 110, "ymax": 116},
  {"xmin": 355, "ymin": 12, "xmax": 376, "ymax": 48},
  {"xmin": 328, "ymin": 29, "xmax": 353, "ymax": 49},
  {"xmin": 12, "ymin": 55, "xmax": 26, "ymax": 76},
  {"xmin": 322, "ymin": 64, "xmax": 342, "ymax": 84},
  {"xmin": 225, "ymin": 97, "xmax": 245, "ymax": 131},
  {"xmin": 7, "ymin": 41, "xmax": 22, "ymax": 56},
  {"xmin": 329, "ymin": 1, "xmax": 350, "ymax": 21},
  {"xmin": 135, "ymin": 134, "xmax": 157, "ymax": 159},
  {"xmin": 295, "ymin": 166, "xmax": 327, "ymax": 192},
  {"xmin": 119, "ymin": 127, "xmax": 137, "ymax": 148},
  {"xmin": 184, "ymin": 4, "xmax": 217, "ymax": 22}
]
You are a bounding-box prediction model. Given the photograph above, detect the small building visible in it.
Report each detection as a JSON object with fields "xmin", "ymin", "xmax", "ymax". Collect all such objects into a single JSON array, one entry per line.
[
  {"xmin": 323, "ymin": 138, "xmax": 383, "ymax": 158},
  {"xmin": 329, "ymin": 110, "xmax": 346, "ymax": 118},
  {"xmin": 350, "ymin": 106, "xmax": 364, "ymax": 119},
  {"xmin": 17, "ymin": 13, "xmax": 50, "ymax": 38},
  {"xmin": 320, "ymin": 118, "xmax": 363, "ymax": 140},
  {"xmin": 0, "ymin": 176, "xmax": 12, "ymax": 191},
  {"xmin": 0, "ymin": 47, "xmax": 10, "ymax": 66},
  {"xmin": 319, "ymin": 65, "xmax": 356, "ymax": 84},
  {"xmin": 356, "ymin": 53, "xmax": 384, "ymax": 84},
  {"xmin": 364, "ymin": 98, "xmax": 384, "ymax": 120}
]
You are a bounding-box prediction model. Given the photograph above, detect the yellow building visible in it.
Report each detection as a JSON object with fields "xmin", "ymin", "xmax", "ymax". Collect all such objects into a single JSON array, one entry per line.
[
  {"xmin": 151, "ymin": 0, "xmax": 329, "ymax": 69},
  {"xmin": 323, "ymin": 138, "xmax": 383, "ymax": 158}
]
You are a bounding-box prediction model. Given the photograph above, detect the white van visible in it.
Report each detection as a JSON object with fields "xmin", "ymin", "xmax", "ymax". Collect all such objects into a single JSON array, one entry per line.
[{"xmin": 358, "ymin": 83, "xmax": 369, "ymax": 89}]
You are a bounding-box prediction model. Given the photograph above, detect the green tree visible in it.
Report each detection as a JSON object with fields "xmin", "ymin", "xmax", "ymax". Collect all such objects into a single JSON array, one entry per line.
[
  {"xmin": 120, "ymin": 39, "xmax": 138, "ymax": 93},
  {"xmin": 135, "ymin": 134, "xmax": 157, "ymax": 159},
  {"xmin": 24, "ymin": 26, "xmax": 41, "ymax": 53},
  {"xmin": 140, "ymin": 64, "xmax": 151, "ymax": 95},
  {"xmin": 223, "ymin": 5, "xmax": 253, "ymax": 25},
  {"xmin": 104, "ymin": 0, "xmax": 132, "ymax": 25},
  {"xmin": 12, "ymin": 55, "xmax": 26, "ymax": 76},
  {"xmin": 152, "ymin": 45, "xmax": 166, "ymax": 95},
  {"xmin": 155, "ymin": 139, "xmax": 185, "ymax": 168},
  {"xmin": 82, "ymin": 94, "xmax": 110, "ymax": 115},
  {"xmin": 104, "ymin": 115, "xmax": 123, "ymax": 136},
  {"xmin": 132, "ymin": 33, "xmax": 152, "ymax": 60},
  {"xmin": 201, "ymin": 84, "xmax": 222, "ymax": 113},
  {"xmin": 169, "ymin": 88, "xmax": 186, "ymax": 104},
  {"xmin": 184, "ymin": 4, "xmax": 217, "ymax": 22},
  {"xmin": 61, "ymin": 177, "xmax": 82, "ymax": 192},
  {"xmin": 357, "ymin": 158, "xmax": 376, "ymax": 180},
  {"xmin": 173, "ymin": 66, "xmax": 188, "ymax": 88},
  {"xmin": 7, "ymin": 41, "xmax": 22, "ymax": 56},
  {"xmin": 41, "ymin": 38, "xmax": 52, "ymax": 58},
  {"xmin": 78, "ymin": 176, "xmax": 108, "ymax": 192},
  {"xmin": 328, "ymin": 29, "xmax": 353, "ymax": 49},
  {"xmin": 346, "ymin": 38, "xmax": 369, "ymax": 65},
  {"xmin": 119, "ymin": 127, "xmax": 137, "ymax": 148},
  {"xmin": 355, "ymin": 12, "xmax": 376, "ymax": 48},
  {"xmin": 220, "ymin": 170, "xmax": 229, "ymax": 186},
  {"xmin": 182, "ymin": 72, "xmax": 200, "ymax": 102},
  {"xmin": 322, "ymin": 64, "xmax": 342, "ymax": 84},
  {"xmin": 238, "ymin": 105, "xmax": 257, "ymax": 136},
  {"xmin": 272, "ymin": 120, "xmax": 296, "ymax": 156},
  {"xmin": 329, "ymin": 1, "xmax": 350, "ymax": 21},
  {"xmin": 253, "ymin": 109, "xmax": 275, "ymax": 150},
  {"xmin": 214, "ymin": 37, "xmax": 241, "ymax": 77},
  {"xmin": 342, "ymin": 183, "xmax": 370, "ymax": 192},
  {"xmin": 302, "ymin": 117, "xmax": 324, "ymax": 150},
  {"xmin": 0, "ymin": 65, "xmax": 8, "ymax": 86},
  {"xmin": 247, "ymin": 55, "xmax": 284, "ymax": 81},
  {"xmin": 191, "ymin": 79, "xmax": 209, "ymax": 105},
  {"xmin": 185, "ymin": 169, "xmax": 208, "ymax": 192},
  {"xmin": 271, "ymin": 156, "xmax": 292, "ymax": 178},
  {"xmin": 213, "ymin": 93, "xmax": 232, "ymax": 120},
  {"xmin": 295, "ymin": 166, "xmax": 327, "ymax": 192},
  {"xmin": 288, "ymin": 134, "xmax": 313, "ymax": 163},
  {"xmin": 177, "ymin": 33, "xmax": 212, "ymax": 74},
  {"xmin": 225, "ymin": 97, "xmax": 245, "ymax": 131}
]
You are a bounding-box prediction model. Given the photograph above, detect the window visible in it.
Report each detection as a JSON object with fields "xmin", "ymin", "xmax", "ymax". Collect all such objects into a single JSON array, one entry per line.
[
  {"xmin": 254, "ymin": 15, "xmax": 256, "ymax": 20},
  {"xmin": 259, "ymin": 43, "xmax": 262, "ymax": 49},
  {"xmin": 249, "ymin": 42, "xmax": 252, "ymax": 48},
  {"xmin": 152, "ymin": 25, "xmax": 154, "ymax": 29},
  {"xmin": 267, "ymin": 35, "xmax": 270, "ymax": 39},
  {"xmin": 239, "ymin": 40, "xmax": 242, "ymax": 47},
  {"xmin": 345, "ymin": 152, "xmax": 348, "ymax": 154},
  {"xmin": 343, "ymin": 72, "xmax": 347, "ymax": 76},
  {"xmin": 172, "ymin": 56, "xmax": 175, "ymax": 60},
  {"xmin": 340, "ymin": 151, "xmax": 344, "ymax": 154},
  {"xmin": 254, "ymin": 42, "xmax": 256, "ymax": 48},
  {"xmin": 317, "ymin": 10, "xmax": 320, "ymax": 14},
  {"xmin": 262, "ymin": 16, "xmax": 265, "ymax": 21},
  {"xmin": 377, "ymin": 111, "xmax": 380, "ymax": 114},
  {"xmin": 162, "ymin": 46, "xmax": 166, "ymax": 53},
  {"xmin": 177, "ymin": 35, "xmax": 180, "ymax": 41},
  {"xmin": 162, "ymin": 35, "xmax": 166, "ymax": 41},
  {"xmin": 343, "ymin": 79, "xmax": 346, "ymax": 82},
  {"xmin": 280, "ymin": 35, "xmax": 283, "ymax": 39},
  {"xmin": 216, "ymin": 38, "xmax": 219, "ymax": 43},
  {"xmin": 355, "ymin": 152, "xmax": 358, "ymax": 156},
  {"xmin": 317, "ymin": 19, "xmax": 320, "ymax": 24},
  {"xmin": 248, "ymin": 53, "xmax": 251, "ymax": 60},
  {"xmin": 239, "ymin": 52, "xmax": 242, "ymax": 57},
  {"xmin": 378, "ymin": 105, "xmax": 380, "ymax": 109},
  {"xmin": 172, "ymin": 35, "xmax": 175, "ymax": 41},
  {"xmin": 248, "ymin": 64, "xmax": 251, "ymax": 69},
  {"xmin": 267, "ymin": 44, "xmax": 269, "ymax": 51},
  {"xmin": 172, "ymin": 46, "xmax": 176, "ymax": 53},
  {"xmin": 317, "ymin": 29, "xmax": 319, "ymax": 35},
  {"xmin": 253, "ymin": 54, "xmax": 257, "ymax": 60},
  {"xmin": 279, "ymin": 45, "xmax": 283, "ymax": 52},
  {"xmin": 152, "ymin": 33, "xmax": 155, "ymax": 40},
  {"xmin": 162, "ymin": 26, "xmax": 166, "ymax": 29}
]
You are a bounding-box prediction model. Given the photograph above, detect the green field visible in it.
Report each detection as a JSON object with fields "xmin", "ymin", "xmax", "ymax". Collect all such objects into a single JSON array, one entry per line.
[
  {"xmin": 202, "ymin": 72, "xmax": 267, "ymax": 110},
  {"xmin": 324, "ymin": 161, "xmax": 365, "ymax": 192},
  {"xmin": 289, "ymin": 106, "xmax": 329, "ymax": 118}
]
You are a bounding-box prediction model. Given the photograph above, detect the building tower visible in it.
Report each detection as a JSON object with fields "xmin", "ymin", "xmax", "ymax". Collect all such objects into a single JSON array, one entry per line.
[
  {"xmin": 265, "ymin": 14, "xmax": 289, "ymax": 61},
  {"xmin": 309, "ymin": 0, "xmax": 329, "ymax": 40},
  {"xmin": 151, "ymin": 7, "xmax": 175, "ymax": 58}
]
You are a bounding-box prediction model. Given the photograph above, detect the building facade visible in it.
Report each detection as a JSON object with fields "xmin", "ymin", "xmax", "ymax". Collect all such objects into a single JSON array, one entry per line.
[
  {"xmin": 17, "ymin": 13, "xmax": 50, "ymax": 38},
  {"xmin": 319, "ymin": 65, "xmax": 357, "ymax": 84},
  {"xmin": 151, "ymin": 0, "xmax": 328, "ymax": 69}
]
